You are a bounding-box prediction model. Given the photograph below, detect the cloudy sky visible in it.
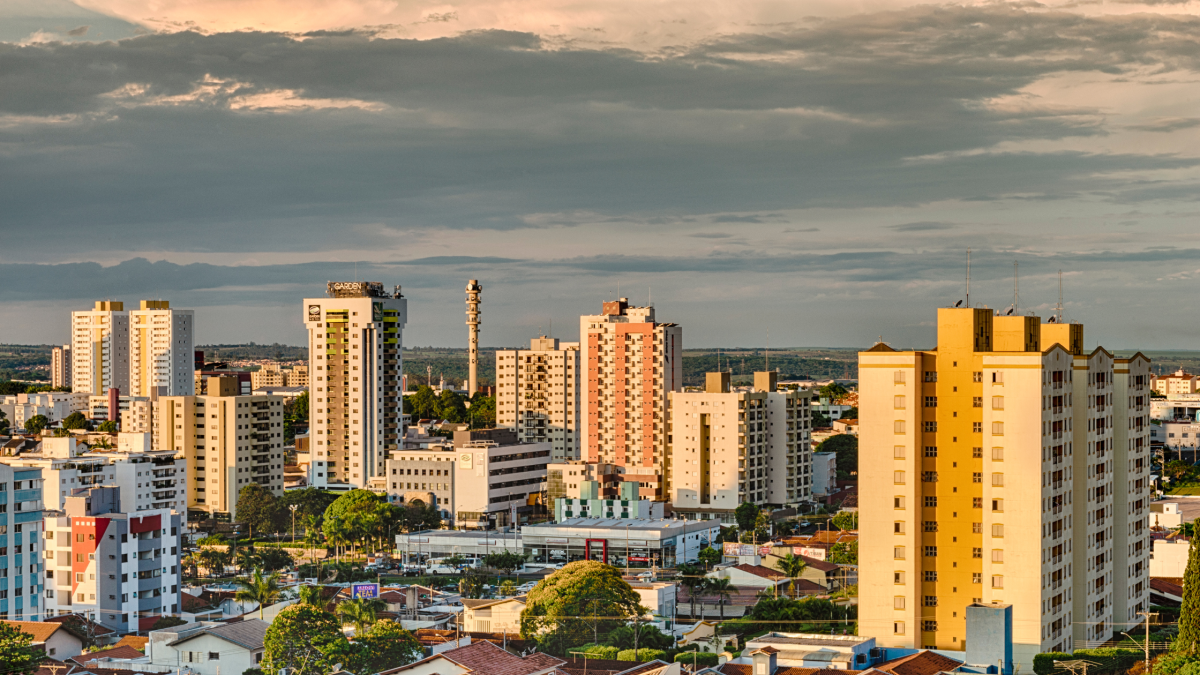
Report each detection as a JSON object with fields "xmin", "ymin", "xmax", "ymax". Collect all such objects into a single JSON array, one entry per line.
[{"xmin": 4, "ymin": 0, "xmax": 1200, "ymax": 350}]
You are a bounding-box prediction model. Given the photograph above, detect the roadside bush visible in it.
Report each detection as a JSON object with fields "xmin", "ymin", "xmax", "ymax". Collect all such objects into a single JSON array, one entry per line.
[
  {"xmin": 576, "ymin": 644, "xmax": 619, "ymax": 659},
  {"xmin": 674, "ymin": 651, "xmax": 720, "ymax": 667},
  {"xmin": 1033, "ymin": 652, "xmax": 1072, "ymax": 675},
  {"xmin": 617, "ymin": 649, "xmax": 666, "ymax": 662}
]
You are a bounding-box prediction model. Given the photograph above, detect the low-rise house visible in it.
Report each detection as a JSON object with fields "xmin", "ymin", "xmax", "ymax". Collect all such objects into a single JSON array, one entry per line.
[
  {"xmin": 145, "ymin": 620, "xmax": 269, "ymax": 675},
  {"xmin": 629, "ymin": 581, "xmax": 676, "ymax": 620},
  {"xmin": 70, "ymin": 645, "xmax": 148, "ymax": 668},
  {"xmin": 742, "ymin": 633, "xmax": 877, "ymax": 670},
  {"xmin": 762, "ymin": 553, "xmax": 843, "ymax": 590},
  {"xmin": 708, "ymin": 564, "xmax": 789, "ymax": 591},
  {"xmin": 461, "ymin": 596, "xmax": 526, "ymax": 633},
  {"xmin": 1, "ymin": 621, "xmax": 85, "ymax": 661},
  {"xmin": 378, "ymin": 640, "xmax": 564, "ymax": 675},
  {"xmin": 1151, "ymin": 533, "xmax": 1190, "ymax": 577}
]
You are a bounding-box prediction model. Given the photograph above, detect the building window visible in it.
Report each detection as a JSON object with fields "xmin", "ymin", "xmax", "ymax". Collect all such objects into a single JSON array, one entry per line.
[
  {"xmin": 992, "ymin": 575, "xmax": 1004, "ymax": 589},
  {"xmin": 895, "ymin": 396, "xmax": 907, "ymax": 409},
  {"xmin": 895, "ymin": 496, "xmax": 905, "ymax": 509},
  {"xmin": 894, "ymin": 521, "xmax": 905, "ymax": 534},
  {"xmin": 894, "ymin": 571, "xmax": 905, "ymax": 584},
  {"xmin": 924, "ymin": 396, "xmax": 937, "ymax": 408},
  {"xmin": 894, "ymin": 471, "xmax": 906, "ymax": 484},
  {"xmin": 973, "ymin": 447, "xmax": 983, "ymax": 458},
  {"xmin": 972, "ymin": 397, "xmax": 983, "ymax": 408},
  {"xmin": 895, "ymin": 371, "xmax": 907, "ymax": 384},
  {"xmin": 894, "ymin": 421, "xmax": 907, "ymax": 434},
  {"xmin": 972, "ymin": 547, "xmax": 983, "ymax": 559},
  {"xmin": 991, "ymin": 422, "xmax": 1004, "ymax": 435},
  {"xmin": 895, "ymin": 621, "xmax": 905, "ymax": 635},
  {"xmin": 894, "ymin": 446, "xmax": 906, "ymax": 459},
  {"xmin": 924, "ymin": 596, "xmax": 938, "ymax": 607},
  {"xmin": 992, "ymin": 396, "xmax": 1004, "ymax": 410},
  {"xmin": 924, "ymin": 546, "xmax": 937, "ymax": 557},
  {"xmin": 924, "ymin": 371, "xmax": 937, "ymax": 382},
  {"xmin": 992, "ymin": 447, "xmax": 1004, "ymax": 460},
  {"xmin": 972, "ymin": 472, "xmax": 982, "ymax": 483},
  {"xmin": 924, "ymin": 421, "xmax": 937, "ymax": 432},
  {"xmin": 972, "ymin": 522, "xmax": 982, "ymax": 534},
  {"xmin": 924, "ymin": 446, "xmax": 937, "ymax": 457},
  {"xmin": 925, "ymin": 496, "xmax": 938, "ymax": 507},
  {"xmin": 894, "ymin": 547, "xmax": 905, "ymax": 560},
  {"xmin": 922, "ymin": 471, "xmax": 938, "ymax": 483},
  {"xmin": 992, "ymin": 499, "xmax": 1004, "ymax": 512},
  {"xmin": 973, "ymin": 573, "xmax": 982, "ymax": 584},
  {"xmin": 923, "ymin": 620, "xmax": 939, "ymax": 631},
  {"xmin": 923, "ymin": 521, "xmax": 938, "ymax": 532},
  {"xmin": 992, "ymin": 473, "xmax": 1004, "ymax": 487},
  {"xmin": 973, "ymin": 422, "xmax": 983, "ymax": 433},
  {"xmin": 993, "ymin": 372, "xmax": 1004, "ymax": 384},
  {"xmin": 924, "ymin": 571, "xmax": 938, "ymax": 582},
  {"xmin": 894, "ymin": 596, "xmax": 906, "ymax": 609},
  {"xmin": 973, "ymin": 497, "xmax": 983, "ymax": 508},
  {"xmin": 992, "ymin": 549, "xmax": 1004, "ymax": 563}
]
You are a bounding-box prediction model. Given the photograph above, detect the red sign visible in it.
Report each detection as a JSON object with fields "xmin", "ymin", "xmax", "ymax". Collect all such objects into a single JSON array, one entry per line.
[{"xmin": 629, "ymin": 556, "xmax": 650, "ymax": 562}]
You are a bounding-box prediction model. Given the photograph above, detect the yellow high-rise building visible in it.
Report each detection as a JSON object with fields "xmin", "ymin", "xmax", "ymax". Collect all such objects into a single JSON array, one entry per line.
[{"xmin": 858, "ymin": 307, "xmax": 1151, "ymax": 663}]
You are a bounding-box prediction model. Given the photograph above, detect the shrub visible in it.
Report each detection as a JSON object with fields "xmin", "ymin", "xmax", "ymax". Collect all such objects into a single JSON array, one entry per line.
[
  {"xmin": 617, "ymin": 649, "xmax": 666, "ymax": 662},
  {"xmin": 674, "ymin": 651, "xmax": 720, "ymax": 667},
  {"xmin": 1033, "ymin": 652, "xmax": 1072, "ymax": 675},
  {"xmin": 576, "ymin": 644, "xmax": 619, "ymax": 659}
]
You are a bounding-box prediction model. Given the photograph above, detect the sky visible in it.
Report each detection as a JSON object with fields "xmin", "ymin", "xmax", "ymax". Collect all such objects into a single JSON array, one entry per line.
[{"xmin": 4, "ymin": 0, "xmax": 1200, "ymax": 351}]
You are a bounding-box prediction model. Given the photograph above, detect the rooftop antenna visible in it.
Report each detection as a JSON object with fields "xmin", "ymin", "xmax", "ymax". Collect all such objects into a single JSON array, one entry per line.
[
  {"xmin": 1057, "ymin": 269, "xmax": 1064, "ymax": 322},
  {"xmin": 1014, "ymin": 261, "xmax": 1019, "ymax": 313},
  {"xmin": 966, "ymin": 247, "xmax": 971, "ymax": 307}
]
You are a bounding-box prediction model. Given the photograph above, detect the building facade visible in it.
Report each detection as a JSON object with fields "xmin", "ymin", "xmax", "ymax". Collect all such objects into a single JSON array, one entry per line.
[
  {"xmin": 52, "ymin": 345, "xmax": 72, "ymax": 390},
  {"xmin": 128, "ymin": 301, "xmax": 195, "ymax": 398},
  {"xmin": 496, "ymin": 337, "xmax": 582, "ymax": 461},
  {"xmin": 0, "ymin": 464, "xmax": 45, "ymax": 620},
  {"xmin": 1154, "ymin": 370, "xmax": 1198, "ymax": 396},
  {"xmin": 304, "ymin": 282, "xmax": 407, "ymax": 490},
  {"xmin": 579, "ymin": 298, "xmax": 682, "ymax": 499},
  {"xmin": 669, "ymin": 371, "xmax": 813, "ymax": 520},
  {"xmin": 43, "ymin": 486, "xmax": 183, "ymax": 633},
  {"xmin": 71, "ymin": 301, "xmax": 130, "ymax": 396},
  {"xmin": 857, "ymin": 307, "xmax": 1151, "ymax": 663},
  {"xmin": 521, "ymin": 517, "xmax": 719, "ymax": 568},
  {"xmin": 159, "ymin": 377, "xmax": 286, "ymax": 519},
  {"xmin": 251, "ymin": 364, "xmax": 308, "ymax": 389}
]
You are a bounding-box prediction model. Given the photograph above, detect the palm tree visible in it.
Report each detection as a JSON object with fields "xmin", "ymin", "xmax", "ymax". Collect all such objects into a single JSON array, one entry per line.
[
  {"xmin": 336, "ymin": 598, "xmax": 385, "ymax": 635},
  {"xmin": 706, "ymin": 578, "xmax": 737, "ymax": 621},
  {"xmin": 677, "ymin": 564, "xmax": 709, "ymax": 619},
  {"xmin": 302, "ymin": 514, "xmax": 322, "ymax": 565},
  {"xmin": 234, "ymin": 568, "xmax": 282, "ymax": 620},
  {"xmin": 777, "ymin": 553, "xmax": 808, "ymax": 599},
  {"xmin": 297, "ymin": 584, "xmax": 325, "ymax": 609}
]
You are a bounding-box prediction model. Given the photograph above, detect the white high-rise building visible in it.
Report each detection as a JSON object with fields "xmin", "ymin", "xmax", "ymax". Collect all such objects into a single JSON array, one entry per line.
[
  {"xmin": 304, "ymin": 282, "xmax": 407, "ymax": 490},
  {"xmin": 496, "ymin": 337, "xmax": 581, "ymax": 461},
  {"xmin": 71, "ymin": 301, "xmax": 130, "ymax": 396},
  {"xmin": 579, "ymin": 298, "xmax": 682, "ymax": 499},
  {"xmin": 129, "ymin": 301, "xmax": 195, "ymax": 397}
]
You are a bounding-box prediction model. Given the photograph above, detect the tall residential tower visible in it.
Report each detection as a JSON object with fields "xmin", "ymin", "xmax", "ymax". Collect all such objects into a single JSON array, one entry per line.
[
  {"xmin": 580, "ymin": 298, "xmax": 682, "ymax": 498},
  {"xmin": 496, "ymin": 337, "xmax": 582, "ymax": 460},
  {"xmin": 128, "ymin": 300, "xmax": 195, "ymax": 397},
  {"xmin": 304, "ymin": 282, "xmax": 407, "ymax": 490},
  {"xmin": 858, "ymin": 307, "xmax": 1151, "ymax": 664},
  {"xmin": 71, "ymin": 301, "xmax": 130, "ymax": 396}
]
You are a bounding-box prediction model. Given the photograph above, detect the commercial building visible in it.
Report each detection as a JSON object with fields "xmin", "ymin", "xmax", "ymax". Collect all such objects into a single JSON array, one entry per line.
[
  {"xmin": 43, "ymin": 486, "xmax": 183, "ymax": 633},
  {"xmin": 71, "ymin": 301, "xmax": 130, "ymax": 396},
  {"xmin": 52, "ymin": 345, "xmax": 72, "ymax": 390},
  {"xmin": 496, "ymin": 337, "xmax": 582, "ymax": 461},
  {"xmin": 395, "ymin": 529, "xmax": 526, "ymax": 561},
  {"xmin": 858, "ymin": 306, "xmax": 1152, "ymax": 662},
  {"xmin": 385, "ymin": 428, "xmax": 551, "ymax": 528},
  {"xmin": 128, "ymin": 301, "xmax": 195, "ymax": 398},
  {"xmin": 0, "ymin": 464, "xmax": 45, "ymax": 620},
  {"xmin": 1, "ymin": 434, "xmax": 185, "ymax": 513},
  {"xmin": 579, "ymin": 298, "xmax": 683, "ymax": 499},
  {"xmin": 521, "ymin": 517, "xmax": 719, "ymax": 568},
  {"xmin": 669, "ymin": 371, "xmax": 813, "ymax": 521},
  {"xmin": 304, "ymin": 281, "xmax": 407, "ymax": 490},
  {"xmin": 159, "ymin": 377, "xmax": 286, "ymax": 519}
]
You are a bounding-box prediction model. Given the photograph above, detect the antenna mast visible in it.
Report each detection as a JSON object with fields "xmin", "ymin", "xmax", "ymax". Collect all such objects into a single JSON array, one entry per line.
[{"xmin": 966, "ymin": 248, "xmax": 971, "ymax": 307}]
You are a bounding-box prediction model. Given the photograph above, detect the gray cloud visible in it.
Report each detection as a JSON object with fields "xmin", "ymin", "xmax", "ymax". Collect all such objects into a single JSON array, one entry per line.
[
  {"xmin": 1126, "ymin": 117, "xmax": 1200, "ymax": 133},
  {"xmin": 889, "ymin": 222, "xmax": 957, "ymax": 232},
  {"xmin": 783, "ymin": 227, "xmax": 820, "ymax": 233},
  {"xmin": 688, "ymin": 233, "xmax": 734, "ymax": 238},
  {"xmin": 66, "ymin": 25, "xmax": 89, "ymax": 36}
]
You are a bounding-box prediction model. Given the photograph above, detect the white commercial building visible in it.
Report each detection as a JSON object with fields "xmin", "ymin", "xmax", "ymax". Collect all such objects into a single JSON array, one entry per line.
[
  {"xmin": 128, "ymin": 301, "xmax": 195, "ymax": 397},
  {"xmin": 72, "ymin": 301, "xmax": 130, "ymax": 396},
  {"xmin": 496, "ymin": 336, "xmax": 582, "ymax": 461},
  {"xmin": 579, "ymin": 298, "xmax": 683, "ymax": 500},
  {"xmin": 304, "ymin": 282, "xmax": 407, "ymax": 490},
  {"xmin": 670, "ymin": 371, "xmax": 813, "ymax": 519},
  {"xmin": 520, "ymin": 518, "xmax": 719, "ymax": 568}
]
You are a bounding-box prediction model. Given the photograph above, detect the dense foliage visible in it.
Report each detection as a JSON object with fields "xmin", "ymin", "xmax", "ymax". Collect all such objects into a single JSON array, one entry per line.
[
  {"xmin": 1182, "ymin": 520, "xmax": 1200, "ymax": 648},
  {"xmin": 263, "ymin": 604, "xmax": 422, "ymax": 675},
  {"xmin": 816, "ymin": 434, "xmax": 858, "ymax": 478},
  {"xmin": 0, "ymin": 621, "xmax": 41, "ymax": 675},
  {"xmin": 521, "ymin": 560, "xmax": 647, "ymax": 655}
]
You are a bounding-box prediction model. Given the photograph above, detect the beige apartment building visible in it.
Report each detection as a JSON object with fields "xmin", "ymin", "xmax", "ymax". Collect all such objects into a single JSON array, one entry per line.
[
  {"xmin": 496, "ymin": 336, "xmax": 581, "ymax": 461},
  {"xmin": 669, "ymin": 371, "xmax": 813, "ymax": 521},
  {"xmin": 52, "ymin": 345, "xmax": 71, "ymax": 389},
  {"xmin": 304, "ymin": 282, "xmax": 407, "ymax": 490},
  {"xmin": 158, "ymin": 377, "xmax": 287, "ymax": 519},
  {"xmin": 251, "ymin": 364, "xmax": 309, "ymax": 389},
  {"xmin": 580, "ymin": 298, "xmax": 683, "ymax": 499},
  {"xmin": 71, "ymin": 301, "xmax": 130, "ymax": 396},
  {"xmin": 129, "ymin": 300, "xmax": 195, "ymax": 397},
  {"xmin": 858, "ymin": 307, "xmax": 1151, "ymax": 664},
  {"xmin": 1153, "ymin": 369, "xmax": 1199, "ymax": 396}
]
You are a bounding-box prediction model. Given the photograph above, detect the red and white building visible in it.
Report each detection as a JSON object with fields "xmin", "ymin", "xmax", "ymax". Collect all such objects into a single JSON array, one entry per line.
[
  {"xmin": 579, "ymin": 298, "xmax": 682, "ymax": 499},
  {"xmin": 43, "ymin": 486, "xmax": 183, "ymax": 633}
]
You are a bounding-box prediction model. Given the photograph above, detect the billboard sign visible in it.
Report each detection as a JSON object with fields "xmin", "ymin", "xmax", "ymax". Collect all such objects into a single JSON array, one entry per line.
[
  {"xmin": 723, "ymin": 542, "xmax": 756, "ymax": 556},
  {"xmin": 351, "ymin": 583, "xmax": 380, "ymax": 599},
  {"xmin": 794, "ymin": 546, "xmax": 827, "ymax": 560}
]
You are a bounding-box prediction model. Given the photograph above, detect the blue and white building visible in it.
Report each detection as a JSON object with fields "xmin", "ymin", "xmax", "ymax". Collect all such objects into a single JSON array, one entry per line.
[{"xmin": 0, "ymin": 464, "xmax": 45, "ymax": 620}]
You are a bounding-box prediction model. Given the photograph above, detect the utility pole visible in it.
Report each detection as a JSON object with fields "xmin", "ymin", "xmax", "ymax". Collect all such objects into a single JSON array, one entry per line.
[{"xmin": 1139, "ymin": 611, "xmax": 1157, "ymax": 675}]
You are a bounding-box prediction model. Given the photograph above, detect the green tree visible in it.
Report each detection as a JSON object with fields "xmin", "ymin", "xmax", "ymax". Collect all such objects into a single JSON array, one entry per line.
[
  {"xmin": 262, "ymin": 604, "xmax": 346, "ymax": 675},
  {"xmin": 706, "ymin": 577, "xmax": 737, "ymax": 620},
  {"xmin": 61, "ymin": 411, "xmax": 91, "ymax": 430},
  {"xmin": 1182, "ymin": 518, "xmax": 1200, "ymax": 648},
  {"xmin": 817, "ymin": 434, "xmax": 858, "ymax": 478},
  {"xmin": 776, "ymin": 553, "xmax": 808, "ymax": 598},
  {"xmin": 467, "ymin": 394, "xmax": 496, "ymax": 429},
  {"xmin": 281, "ymin": 488, "xmax": 339, "ymax": 524},
  {"xmin": 605, "ymin": 624, "xmax": 673, "ymax": 650},
  {"xmin": 499, "ymin": 579, "xmax": 517, "ymax": 597},
  {"xmin": 483, "ymin": 550, "xmax": 526, "ymax": 575},
  {"xmin": 350, "ymin": 620, "xmax": 422, "ymax": 673},
  {"xmin": 828, "ymin": 541, "xmax": 858, "ymax": 565},
  {"xmin": 520, "ymin": 560, "xmax": 646, "ymax": 655},
  {"xmin": 436, "ymin": 390, "xmax": 467, "ymax": 422},
  {"xmin": 831, "ymin": 511, "xmax": 859, "ymax": 531},
  {"xmin": 818, "ymin": 383, "xmax": 849, "ymax": 402},
  {"xmin": 24, "ymin": 414, "xmax": 50, "ymax": 435},
  {"xmin": 734, "ymin": 503, "xmax": 760, "ymax": 534},
  {"xmin": 676, "ymin": 563, "xmax": 709, "ymax": 619},
  {"xmin": 152, "ymin": 616, "xmax": 188, "ymax": 630},
  {"xmin": 297, "ymin": 584, "xmax": 326, "ymax": 609},
  {"xmin": 697, "ymin": 546, "xmax": 723, "ymax": 570},
  {"xmin": 237, "ymin": 483, "xmax": 281, "ymax": 535},
  {"xmin": 0, "ymin": 410, "xmax": 9, "ymax": 435},
  {"xmin": 406, "ymin": 385, "xmax": 438, "ymax": 420},
  {"xmin": 290, "ymin": 391, "xmax": 309, "ymax": 420},
  {"xmin": 0, "ymin": 621, "xmax": 41, "ymax": 675},
  {"xmin": 403, "ymin": 500, "xmax": 443, "ymax": 532},
  {"xmin": 198, "ymin": 547, "xmax": 231, "ymax": 575},
  {"xmin": 459, "ymin": 568, "xmax": 487, "ymax": 599},
  {"xmin": 323, "ymin": 489, "xmax": 382, "ymax": 549},
  {"xmin": 258, "ymin": 547, "xmax": 294, "ymax": 572},
  {"xmin": 336, "ymin": 598, "xmax": 385, "ymax": 635},
  {"xmin": 96, "ymin": 419, "xmax": 119, "ymax": 433},
  {"xmin": 235, "ymin": 568, "xmax": 283, "ymax": 620}
]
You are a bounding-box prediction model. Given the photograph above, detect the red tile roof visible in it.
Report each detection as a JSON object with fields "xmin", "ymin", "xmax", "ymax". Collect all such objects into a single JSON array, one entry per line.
[
  {"xmin": 443, "ymin": 640, "xmax": 565, "ymax": 675},
  {"xmin": 72, "ymin": 645, "xmax": 147, "ymax": 665},
  {"xmin": 1151, "ymin": 578, "xmax": 1184, "ymax": 597},
  {"xmin": 112, "ymin": 636, "xmax": 148, "ymax": 652},
  {"xmin": 1, "ymin": 621, "xmax": 65, "ymax": 644},
  {"xmin": 731, "ymin": 564, "xmax": 787, "ymax": 581},
  {"xmin": 876, "ymin": 650, "xmax": 964, "ymax": 675}
]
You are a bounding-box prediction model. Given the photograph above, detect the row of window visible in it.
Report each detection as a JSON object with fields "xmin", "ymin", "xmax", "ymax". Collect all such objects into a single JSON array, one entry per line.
[{"xmin": 894, "ymin": 471, "xmax": 1004, "ymax": 486}]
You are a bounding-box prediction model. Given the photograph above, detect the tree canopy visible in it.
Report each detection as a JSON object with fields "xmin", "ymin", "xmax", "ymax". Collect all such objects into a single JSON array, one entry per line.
[
  {"xmin": 520, "ymin": 560, "xmax": 646, "ymax": 655},
  {"xmin": 1182, "ymin": 518, "xmax": 1200, "ymax": 647},
  {"xmin": 61, "ymin": 411, "xmax": 91, "ymax": 430},
  {"xmin": 352, "ymin": 620, "xmax": 422, "ymax": 673},
  {"xmin": 262, "ymin": 603, "xmax": 421, "ymax": 675},
  {"xmin": 0, "ymin": 621, "xmax": 41, "ymax": 675},
  {"xmin": 734, "ymin": 502, "xmax": 760, "ymax": 533},
  {"xmin": 237, "ymin": 484, "xmax": 280, "ymax": 535},
  {"xmin": 483, "ymin": 550, "xmax": 526, "ymax": 574},
  {"xmin": 816, "ymin": 434, "xmax": 858, "ymax": 478},
  {"xmin": 24, "ymin": 414, "xmax": 49, "ymax": 435},
  {"xmin": 831, "ymin": 511, "xmax": 859, "ymax": 531},
  {"xmin": 818, "ymin": 383, "xmax": 849, "ymax": 402}
]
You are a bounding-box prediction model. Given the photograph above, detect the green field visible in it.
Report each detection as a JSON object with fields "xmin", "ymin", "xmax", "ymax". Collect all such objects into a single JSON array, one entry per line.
[{"xmin": 1166, "ymin": 486, "xmax": 1200, "ymax": 495}]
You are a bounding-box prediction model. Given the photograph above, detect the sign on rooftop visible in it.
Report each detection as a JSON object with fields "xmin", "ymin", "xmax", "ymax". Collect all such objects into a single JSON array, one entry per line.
[{"xmin": 351, "ymin": 583, "xmax": 380, "ymax": 599}]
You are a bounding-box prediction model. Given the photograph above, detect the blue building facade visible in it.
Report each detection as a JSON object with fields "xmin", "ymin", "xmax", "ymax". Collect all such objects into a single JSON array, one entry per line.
[{"xmin": 0, "ymin": 465, "xmax": 44, "ymax": 620}]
